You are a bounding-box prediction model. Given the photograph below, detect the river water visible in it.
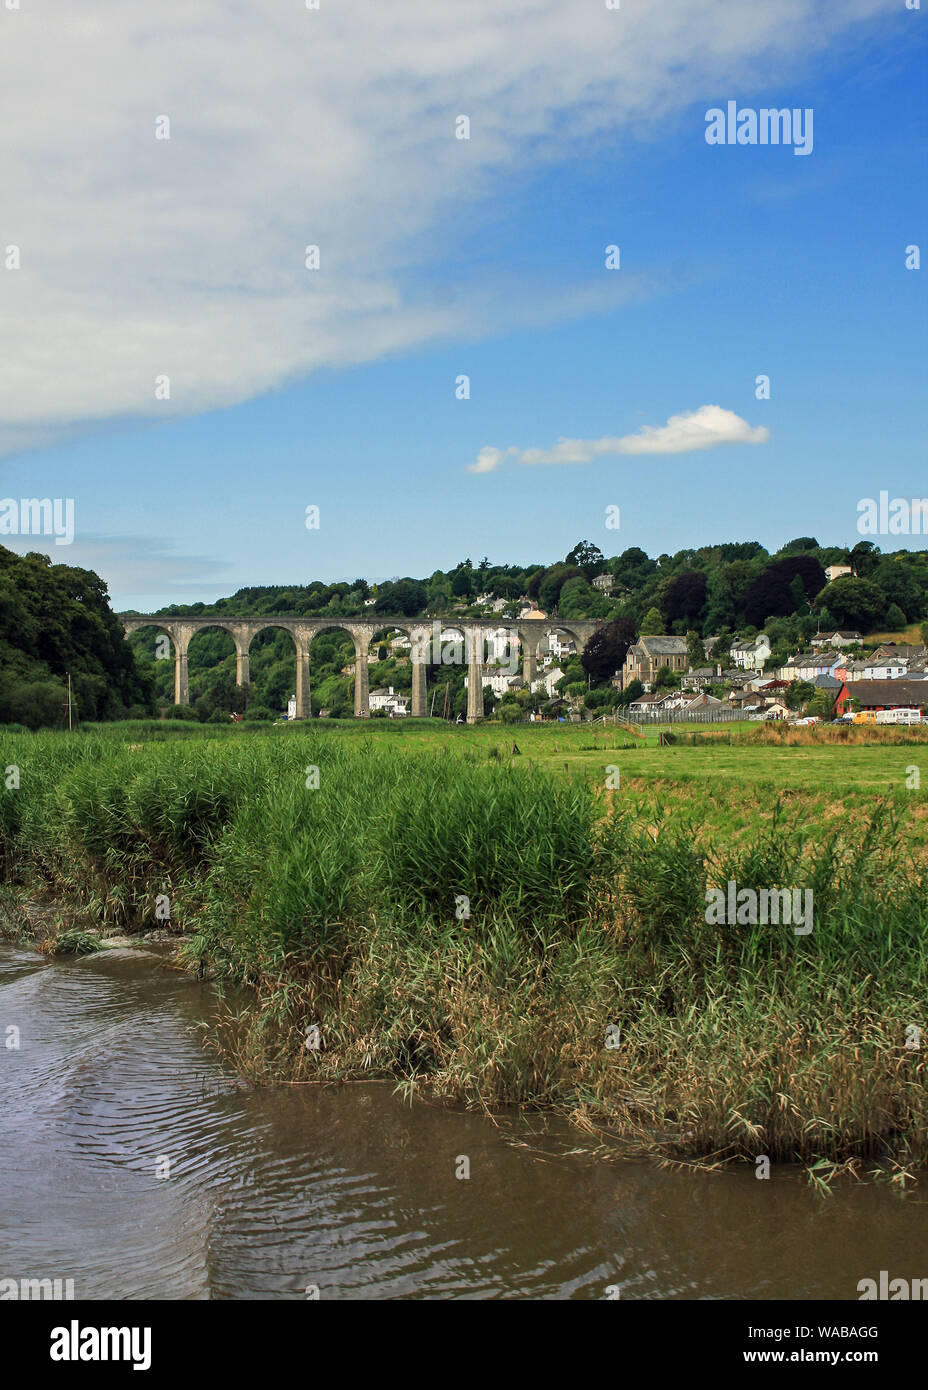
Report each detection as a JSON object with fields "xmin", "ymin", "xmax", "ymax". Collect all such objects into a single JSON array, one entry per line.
[{"xmin": 1, "ymin": 941, "xmax": 925, "ymax": 1300}]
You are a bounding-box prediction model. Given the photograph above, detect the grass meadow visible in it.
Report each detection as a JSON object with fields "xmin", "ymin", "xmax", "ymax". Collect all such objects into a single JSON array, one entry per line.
[{"xmin": 1, "ymin": 717, "xmax": 927, "ymax": 1180}]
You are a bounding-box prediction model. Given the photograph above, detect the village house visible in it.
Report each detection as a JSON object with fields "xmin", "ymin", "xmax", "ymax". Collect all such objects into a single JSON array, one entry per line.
[
  {"xmin": 823, "ymin": 565, "xmax": 853, "ymax": 583},
  {"xmin": 531, "ymin": 666, "xmax": 565, "ymax": 699},
  {"xmin": 810, "ymin": 629, "xmax": 861, "ymax": 649},
  {"xmin": 545, "ymin": 632, "xmax": 576, "ymax": 661},
  {"xmin": 730, "ymin": 633, "xmax": 771, "ymax": 670},
  {"xmin": 368, "ymin": 686, "xmax": 408, "ymax": 716},
  {"xmin": 682, "ymin": 667, "xmax": 717, "ymax": 689},
  {"xmin": 464, "ymin": 671, "xmax": 522, "ymax": 698},
  {"xmin": 778, "ymin": 650, "xmax": 846, "ymax": 683},
  {"xmin": 844, "ymin": 656, "xmax": 908, "ymax": 682},
  {"xmin": 871, "ymin": 643, "xmax": 922, "ymax": 664},
  {"xmin": 620, "ymin": 635, "xmax": 688, "ymax": 689},
  {"xmin": 845, "ymin": 679, "xmax": 927, "ymax": 713},
  {"xmin": 592, "ymin": 572, "xmax": 614, "ymax": 593}
]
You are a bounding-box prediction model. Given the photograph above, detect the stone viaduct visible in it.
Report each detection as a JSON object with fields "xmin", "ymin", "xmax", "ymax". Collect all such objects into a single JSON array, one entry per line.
[{"xmin": 119, "ymin": 614, "xmax": 602, "ymax": 723}]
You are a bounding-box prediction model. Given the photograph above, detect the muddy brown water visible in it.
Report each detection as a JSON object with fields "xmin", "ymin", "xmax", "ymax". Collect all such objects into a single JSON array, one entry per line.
[{"xmin": 1, "ymin": 942, "xmax": 925, "ymax": 1300}]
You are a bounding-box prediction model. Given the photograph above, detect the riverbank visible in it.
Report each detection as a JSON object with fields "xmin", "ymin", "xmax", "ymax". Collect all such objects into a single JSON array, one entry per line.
[{"xmin": 2, "ymin": 725, "xmax": 926, "ymax": 1181}]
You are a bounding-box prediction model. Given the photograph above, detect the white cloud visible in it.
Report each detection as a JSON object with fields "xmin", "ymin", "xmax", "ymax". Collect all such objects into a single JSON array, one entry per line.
[
  {"xmin": 0, "ymin": 0, "xmax": 892, "ymax": 457},
  {"xmin": 469, "ymin": 405, "xmax": 770, "ymax": 471}
]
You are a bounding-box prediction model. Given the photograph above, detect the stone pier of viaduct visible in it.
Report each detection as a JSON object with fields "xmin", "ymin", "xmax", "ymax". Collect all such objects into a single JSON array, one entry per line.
[{"xmin": 120, "ymin": 614, "xmax": 602, "ymax": 723}]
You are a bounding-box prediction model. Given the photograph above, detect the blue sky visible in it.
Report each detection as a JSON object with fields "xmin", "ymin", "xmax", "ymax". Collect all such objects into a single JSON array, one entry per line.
[{"xmin": 0, "ymin": 0, "xmax": 924, "ymax": 609}]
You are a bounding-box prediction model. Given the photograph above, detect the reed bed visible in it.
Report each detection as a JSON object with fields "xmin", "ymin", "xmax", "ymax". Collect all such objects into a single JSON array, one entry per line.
[{"xmin": 1, "ymin": 727, "xmax": 926, "ymax": 1175}]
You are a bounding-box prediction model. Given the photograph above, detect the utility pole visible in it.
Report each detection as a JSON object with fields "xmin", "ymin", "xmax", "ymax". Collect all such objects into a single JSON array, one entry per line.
[{"xmin": 67, "ymin": 672, "xmax": 73, "ymax": 731}]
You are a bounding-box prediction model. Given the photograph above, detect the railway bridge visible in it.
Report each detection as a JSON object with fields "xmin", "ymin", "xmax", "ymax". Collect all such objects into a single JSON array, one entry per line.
[{"xmin": 119, "ymin": 614, "xmax": 602, "ymax": 723}]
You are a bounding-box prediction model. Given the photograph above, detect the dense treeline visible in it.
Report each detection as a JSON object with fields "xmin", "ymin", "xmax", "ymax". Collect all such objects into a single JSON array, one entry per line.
[
  {"xmin": 132, "ymin": 535, "xmax": 928, "ymax": 720},
  {"xmin": 6, "ymin": 535, "xmax": 928, "ymax": 728},
  {"xmin": 146, "ymin": 536, "xmax": 928, "ymax": 638},
  {"xmin": 0, "ymin": 546, "xmax": 152, "ymax": 728}
]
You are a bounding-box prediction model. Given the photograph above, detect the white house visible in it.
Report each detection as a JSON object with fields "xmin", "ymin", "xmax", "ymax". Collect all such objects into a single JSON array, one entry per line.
[
  {"xmin": 545, "ymin": 632, "xmax": 576, "ymax": 661},
  {"xmin": 778, "ymin": 650, "xmax": 845, "ymax": 682},
  {"xmin": 530, "ymin": 665, "xmax": 565, "ymax": 699},
  {"xmin": 730, "ymin": 634, "xmax": 771, "ymax": 670},
  {"xmin": 810, "ymin": 629, "xmax": 861, "ymax": 649},
  {"xmin": 844, "ymin": 658, "xmax": 908, "ymax": 682},
  {"xmin": 369, "ymin": 686, "xmax": 408, "ymax": 715},
  {"xmin": 592, "ymin": 573, "xmax": 614, "ymax": 593},
  {"xmin": 824, "ymin": 565, "xmax": 853, "ymax": 583},
  {"xmin": 464, "ymin": 671, "xmax": 521, "ymax": 698}
]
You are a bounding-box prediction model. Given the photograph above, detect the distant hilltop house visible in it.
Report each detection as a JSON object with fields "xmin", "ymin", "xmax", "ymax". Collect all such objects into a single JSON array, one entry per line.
[
  {"xmin": 621, "ymin": 635, "xmax": 687, "ymax": 690},
  {"xmin": 730, "ymin": 633, "xmax": 771, "ymax": 670},
  {"xmin": 592, "ymin": 572, "xmax": 614, "ymax": 593},
  {"xmin": 824, "ymin": 565, "xmax": 853, "ymax": 583},
  {"xmin": 810, "ymin": 629, "xmax": 861, "ymax": 649}
]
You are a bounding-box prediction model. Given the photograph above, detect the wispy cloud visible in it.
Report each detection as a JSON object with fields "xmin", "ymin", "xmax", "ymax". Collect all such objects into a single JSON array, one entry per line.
[
  {"xmin": 0, "ymin": 534, "xmax": 232, "ymax": 607},
  {"xmin": 468, "ymin": 405, "xmax": 771, "ymax": 473},
  {"xmin": 0, "ymin": 0, "xmax": 891, "ymax": 457}
]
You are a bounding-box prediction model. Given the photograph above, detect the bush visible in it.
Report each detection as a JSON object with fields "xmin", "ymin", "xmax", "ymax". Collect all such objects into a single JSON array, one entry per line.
[
  {"xmin": 243, "ymin": 706, "xmax": 276, "ymax": 723},
  {"xmin": 162, "ymin": 705, "xmax": 199, "ymax": 721}
]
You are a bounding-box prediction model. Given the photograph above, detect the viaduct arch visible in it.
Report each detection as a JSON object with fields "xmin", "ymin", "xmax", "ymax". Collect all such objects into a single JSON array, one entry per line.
[{"xmin": 120, "ymin": 614, "xmax": 602, "ymax": 723}]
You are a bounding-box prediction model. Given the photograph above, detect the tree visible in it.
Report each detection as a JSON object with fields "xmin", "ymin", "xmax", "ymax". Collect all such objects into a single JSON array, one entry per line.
[
  {"xmin": 788, "ymin": 573, "xmax": 809, "ymax": 616},
  {"xmin": 807, "ymin": 690, "xmax": 833, "ymax": 719},
  {"xmin": 451, "ymin": 566, "xmax": 474, "ymax": 600},
  {"xmin": 743, "ymin": 555, "xmax": 826, "ymax": 626},
  {"xmin": 777, "ymin": 537, "xmax": 820, "ymax": 556},
  {"xmin": 581, "ymin": 618, "xmax": 637, "ymax": 682},
  {"xmin": 660, "ymin": 570, "xmax": 707, "ymax": 627},
  {"xmin": 559, "ymin": 576, "xmax": 607, "ymax": 619},
  {"xmin": 538, "ymin": 564, "xmax": 583, "ymax": 613},
  {"xmin": 612, "ymin": 547, "xmax": 657, "ymax": 591},
  {"xmin": 849, "ymin": 541, "xmax": 880, "ymax": 579},
  {"xmin": 640, "ymin": 607, "xmax": 663, "ymax": 635},
  {"xmin": 884, "ymin": 603, "xmax": 907, "ymax": 632},
  {"xmin": 244, "ymin": 705, "xmax": 276, "ymax": 722},
  {"xmin": 820, "ymin": 576, "xmax": 887, "ymax": 631},
  {"xmin": 616, "ymin": 678, "xmax": 644, "ymax": 706},
  {"xmin": 565, "ymin": 540, "xmax": 606, "ymax": 579},
  {"xmin": 786, "ymin": 680, "xmax": 815, "ymax": 710},
  {"xmin": 710, "ymin": 632, "xmax": 733, "ymax": 662},
  {"xmin": 686, "ymin": 630, "xmax": 705, "ymax": 669},
  {"xmin": 375, "ymin": 579, "xmax": 427, "ymax": 616}
]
